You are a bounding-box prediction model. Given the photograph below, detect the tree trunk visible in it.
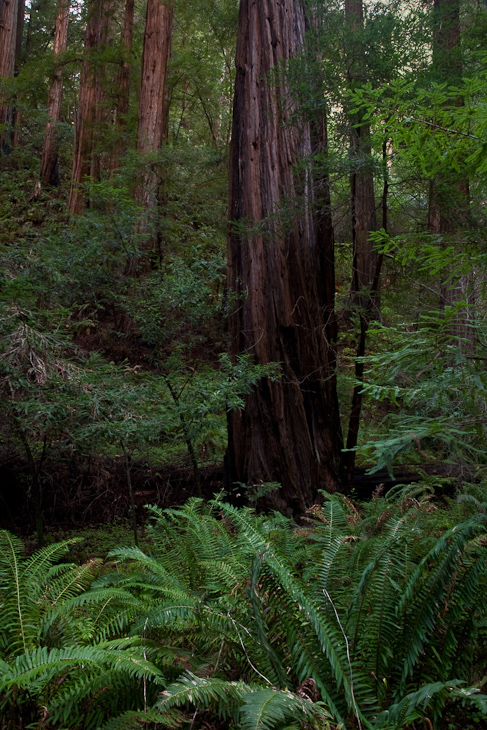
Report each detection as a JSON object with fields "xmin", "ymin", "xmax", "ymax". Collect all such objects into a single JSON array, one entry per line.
[
  {"xmin": 428, "ymin": 0, "xmax": 473, "ymax": 347},
  {"xmin": 342, "ymin": 0, "xmax": 382, "ymax": 485},
  {"xmin": 39, "ymin": 0, "xmax": 70, "ymax": 187},
  {"xmin": 345, "ymin": 0, "xmax": 380, "ymax": 309},
  {"xmin": 11, "ymin": 0, "xmax": 25, "ymax": 148},
  {"xmin": 135, "ymin": 0, "xmax": 173, "ymax": 230},
  {"xmin": 111, "ymin": 0, "xmax": 135, "ymax": 169},
  {"xmin": 0, "ymin": 0, "xmax": 19, "ymax": 152},
  {"xmin": 68, "ymin": 0, "xmax": 112, "ymax": 214},
  {"xmin": 226, "ymin": 0, "xmax": 344, "ymax": 515}
]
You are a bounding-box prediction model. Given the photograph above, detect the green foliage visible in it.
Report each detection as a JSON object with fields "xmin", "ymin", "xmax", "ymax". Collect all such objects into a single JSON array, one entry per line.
[
  {"xmin": 355, "ymin": 305, "xmax": 487, "ymax": 473},
  {"xmin": 0, "ymin": 529, "xmax": 169, "ymax": 729},
  {"xmin": 3, "ymin": 492, "xmax": 487, "ymax": 728},
  {"xmin": 80, "ymin": 492, "xmax": 487, "ymax": 729}
]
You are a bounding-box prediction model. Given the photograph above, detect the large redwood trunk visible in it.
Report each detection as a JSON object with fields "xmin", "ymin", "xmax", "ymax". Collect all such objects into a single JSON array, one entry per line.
[
  {"xmin": 68, "ymin": 0, "xmax": 112, "ymax": 214},
  {"xmin": 226, "ymin": 0, "xmax": 344, "ymax": 514},
  {"xmin": 40, "ymin": 0, "xmax": 70, "ymax": 186},
  {"xmin": 136, "ymin": 0, "xmax": 173, "ymax": 210},
  {"xmin": 0, "ymin": 0, "xmax": 19, "ymax": 151}
]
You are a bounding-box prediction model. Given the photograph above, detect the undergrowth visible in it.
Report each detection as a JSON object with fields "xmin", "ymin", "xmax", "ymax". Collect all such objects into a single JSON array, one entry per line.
[{"xmin": 1, "ymin": 484, "xmax": 487, "ymax": 729}]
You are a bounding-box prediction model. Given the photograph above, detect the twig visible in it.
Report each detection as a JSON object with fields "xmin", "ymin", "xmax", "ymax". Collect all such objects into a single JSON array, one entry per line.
[
  {"xmin": 406, "ymin": 116, "xmax": 480, "ymax": 140},
  {"xmin": 323, "ymin": 589, "xmax": 362, "ymax": 730}
]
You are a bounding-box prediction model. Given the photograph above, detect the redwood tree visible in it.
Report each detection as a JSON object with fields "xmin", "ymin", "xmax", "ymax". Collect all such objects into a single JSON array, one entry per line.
[
  {"xmin": 69, "ymin": 0, "xmax": 112, "ymax": 214},
  {"xmin": 136, "ymin": 0, "xmax": 174, "ymax": 210},
  {"xmin": 226, "ymin": 0, "xmax": 344, "ymax": 513},
  {"xmin": 428, "ymin": 0, "xmax": 473, "ymax": 346},
  {"xmin": 0, "ymin": 0, "xmax": 20, "ymax": 151},
  {"xmin": 343, "ymin": 0, "xmax": 382, "ymax": 485},
  {"xmin": 112, "ymin": 0, "xmax": 135, "ymax": 169},
  {"xmin": 345, "ymin": 0, "xmax": 379, "ymax": 308},
  {"xmin": 40, "ymin": 0, "xmax": 70, "ymax": 186}
]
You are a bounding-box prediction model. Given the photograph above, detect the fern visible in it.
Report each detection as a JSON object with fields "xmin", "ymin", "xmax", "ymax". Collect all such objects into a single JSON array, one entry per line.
[
  {"xmin": 158, "ymin": 672, "xmax": 331, "ymax": 730},
  {"xmin": 4, "ymin": 492, "xmax": 487, "ymax": 729}
]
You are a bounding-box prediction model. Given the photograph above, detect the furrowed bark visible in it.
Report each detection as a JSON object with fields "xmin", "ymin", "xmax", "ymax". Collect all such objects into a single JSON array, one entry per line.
[
  {"xmin": 68, "ymin": 0, "xmax": 112, "ymax": 214},
  {"xmin": 40, "ymin": 0, "xmax": 70, "ymax": 187},
  {"xmin": 0, "ymin": 0, "xmax": 19, "ymax": 153},
  {"xmin": 111, "ymin": 0, "xmax": 135, "ymax": 168},
  {"xmin": 226, "ymin": 0, "xmax": 344, "ymax": 514},
  {"xmin": 136, "ymin": 0, "xmax": 173, "ymax": 222},
  {"xmin": 11, "ymin": 0, "xmax": 24, "ymax": 148}
]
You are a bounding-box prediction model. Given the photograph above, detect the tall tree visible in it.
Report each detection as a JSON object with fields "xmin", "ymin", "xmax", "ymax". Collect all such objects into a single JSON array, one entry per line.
[
  {"xmin": 68, "ymin": 0, "xmax": 113, "ymax": 214},
  {"xmin": 345, "ymin": 0, "xmax": 380, "ymax": 308},
  {"xmin": 136, "ymin": 0, "xmax": 174, "ymax": 216},
  {"xmin": 39, "ymin": 0, "xmax": 70, "ymax": 186},
  {"xmin": 0, "ymin": 0, "xmax": 20, "ymax": 151},
  {"xmin": 428, "ymin": 0, "xmax": 464, "ymax": 237},
  {"xmin": 343, "ymin": 0, "xmax": 382, "ymax": 484},
  {"xmin": 226, "ymin": 0, "xmax": 344, "ymax": 514},
  {"xmin": 10, "ymin": 0, "xmax": 25, "ymax": 148},
  {"xmin": 111, "ymin": 0, "xmax": 135, "ymax": 169},
  {"xmin": 428, "ymin": 0, "xmax": 473, "ymax": 346}
]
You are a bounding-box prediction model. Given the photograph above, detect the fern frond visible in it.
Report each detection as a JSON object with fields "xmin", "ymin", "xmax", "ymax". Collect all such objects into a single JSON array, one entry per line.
[
  {"xmin": 239, "ymin": 688, "xmax": 328, "ymax": 730},
  {"xmin": 97, "ymin": 708, "xmax": 183, "ymax": 730},
  {"xmin": 398, "ymin": 514, "xmax": 487, "ymax": 687},
  {"xmin": 158, "ymin": 671, "xmax": 248, "ymax": 719}
]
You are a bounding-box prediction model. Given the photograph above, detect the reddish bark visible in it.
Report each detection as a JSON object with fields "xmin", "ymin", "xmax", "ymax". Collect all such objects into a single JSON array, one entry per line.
[
  {"xmin": 111, "ymin": 0, "xmax": 135, "ymax": 168},
  {"xmin": 0, "ymin": 0, "xmax": 19, "ymax": 149},
  {"xmin": 69, "ymin": 0, "xmax": 113, "ymax": 214},
  {"xmin": 226, "ymin": 0, "xmax": 344, "ymax": 514},
  {"xmin": 136, "ymin": 0, "xmax": 174, "ymax": 211},
  {"xmin": 40, "ymin": 0, "xmax": 70, "ymax": 186},
  {"xmin": 14, "ymin": 0, "xmax": 24, "ymax": 72},
  {"xmin": 11, "ymin": 0, "xmax": 24, "ymax": 148}
]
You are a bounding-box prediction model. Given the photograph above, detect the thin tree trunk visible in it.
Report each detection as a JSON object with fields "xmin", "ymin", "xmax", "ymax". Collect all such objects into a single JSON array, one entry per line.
[
  {"xmin": 14, "ymin": 0, "xmax": 24, "ymax": 71},
  {"xmin": 17, "ymin": 426, "xmax": 45, "ymax": 548},
  {"xmin": 345, "ymin": 0, "xmax": 379, "ymax": 310},
  {"xmin": 121, "ymin": 444, "xmax": 138, "ymax": 546},
  {"xmin": 111, "ymin": 0, "xmax": 135, "ymax": 169},
  {"xmin": 344, "ymin": 141, "xmax": 388, "ymax": 486},
  {"xmin": 135, "ymin": 0, "xmax": 173, "ymax": 239},
  {"xmin": 429, "ymin": 0, "xmax": 473, "ymax": 348},
  {"xmin": 40, "ymin": 0, "xmax": 70, "ymax": 187},
  {"xmin": 226, "ymin": 0, "xmax": 344, "ymax": 515},
  {"xmin": 164, "ymin": 376, "xmax": 201, "ymax": 497},
  {"xmin": 0, "ymin": 0, "xmax": 20, "ymax": 152},
  {"xmin": 68, "ymin": 0, "xmax": 112, "ymax": 214},
  {"xmin": 343, "ymin": 0, "xmax": 383, "ymax": 485},
  {"xmin": 11, "ymin": 0, "xmax": 24, "ymax": 147}
]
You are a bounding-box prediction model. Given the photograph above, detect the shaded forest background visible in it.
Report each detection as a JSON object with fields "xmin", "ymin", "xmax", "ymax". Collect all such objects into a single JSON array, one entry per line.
[{"xmin": 1, "ymin": 0, "xmax": 487, "ymax": 542}]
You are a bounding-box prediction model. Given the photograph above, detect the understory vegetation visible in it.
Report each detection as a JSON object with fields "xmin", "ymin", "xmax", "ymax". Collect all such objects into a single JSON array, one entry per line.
[{"xmin": 2, "ymin": 489, "xmax": 487, "ymax": 729}]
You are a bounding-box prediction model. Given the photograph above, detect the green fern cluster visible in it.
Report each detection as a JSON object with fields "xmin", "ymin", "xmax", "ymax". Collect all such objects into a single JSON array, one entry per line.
[
  {"xmin": 2, "ymin": 487, "xmax": 487, "ymax": 729},
  {"xmin": 96, "ymin": 491, "xmax": 487, "ymax": 729},
  {"xmin": 0, "ymin": 531, "xmax": 166, "ymax": 729}
]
